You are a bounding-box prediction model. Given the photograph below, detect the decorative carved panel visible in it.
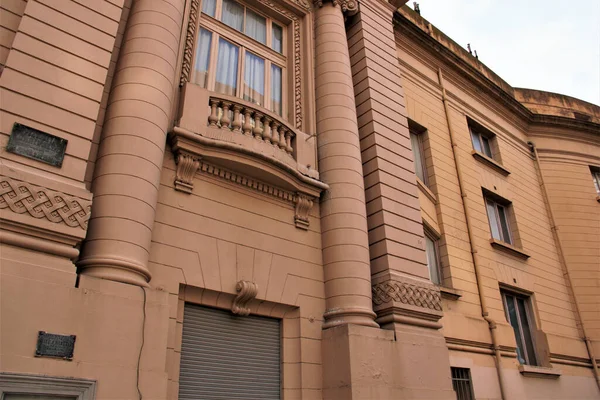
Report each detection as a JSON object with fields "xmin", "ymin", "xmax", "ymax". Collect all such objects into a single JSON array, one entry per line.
[{"xmin": 232, "ymin": 280, "xmax": 259, "ymax": 316}]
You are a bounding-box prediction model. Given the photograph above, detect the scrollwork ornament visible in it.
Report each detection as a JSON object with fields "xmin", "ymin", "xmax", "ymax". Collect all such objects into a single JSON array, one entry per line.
[{"xmin": 232, "ymin": 280, "xmax": 259, "ymax": 316}]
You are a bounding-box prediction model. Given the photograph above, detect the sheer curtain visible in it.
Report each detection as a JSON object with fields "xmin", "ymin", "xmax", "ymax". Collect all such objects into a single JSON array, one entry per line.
[
  {"xmin": 272, "ymin": 24, "xmax": 282, "ymax": 53},
  {"xmin": 244, "ymin": 52, "xmax": 264, "ymax": 105},
  {"xmin": 425, "ymin": 235, "xmax": 440, "ymax": 284},
  {"xmin": 201, "ymin": 0, "xmax": 216, "ymax": 17},
  {"xmin": 270, "ymin": 64, "xmax": 282, "ymax": 115},
  {"xmin": 215, "ymin": 38, "xmax": 239, "ymax": 96},
  {"xmin": 222, "ymin": 0, "xmax": 244, "ymax": 31},
  {"xmin": 245, "ymin": 9, "xmax": 266, "ymax": 44},
  {"xmin": 192, "ymin": 28, "xmax": 212, "ymax": 88},
  {"xmin": 410, "ymin": 132, "xmax": 425, "ymax": 182}
]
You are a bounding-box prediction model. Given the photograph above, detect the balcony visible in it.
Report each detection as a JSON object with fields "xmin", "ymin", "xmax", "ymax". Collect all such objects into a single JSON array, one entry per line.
[{"xmin": 169, "ymin": 83, "xmax": 327, "ymax": 228}]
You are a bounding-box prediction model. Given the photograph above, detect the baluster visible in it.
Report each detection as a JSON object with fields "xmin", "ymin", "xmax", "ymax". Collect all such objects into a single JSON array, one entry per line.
[
  {"xmin": 271, "ymin": 122, "xmax": 281, "ymax": 148},
  {"xmin": 253, "ymin": 112, "xmax": 263, "ymax": 140},
  {"xmin": 278, "ymin": 125, "xmax": 287, "ymax": 150},
  {"xmin": 221, "ymin": 102, "xmax": 231, "ymax": 129},
  {"xmin": 263, "ymin": 116, "xmax": 272, "ymax": 144},
  {"xmin": 285, "ymin": 131, "xmax": 293, "ymax": 154},
  {"xmin": 243, "ymin": 108, "xmax": 253, "ymax": 136},
  {"xmin": 208, "ymin": 99, "xmax": 219, "ymax": 127},
  {"xmin": 232, "ymin": 104, "xmax": 242, "ymax": 132}
]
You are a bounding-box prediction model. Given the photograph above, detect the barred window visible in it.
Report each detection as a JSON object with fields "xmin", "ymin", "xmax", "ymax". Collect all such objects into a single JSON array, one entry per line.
[{"xmin": 451, "ymin": 367, "xmax": 475, "ymax": 400}]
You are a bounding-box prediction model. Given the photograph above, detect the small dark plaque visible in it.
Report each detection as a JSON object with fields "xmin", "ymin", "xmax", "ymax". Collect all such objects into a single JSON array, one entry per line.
[
  {"xmin": 35, "ymin": 331, "xmax": 76, "ymax": 360},
  {"xmin": 6, "ymin": 123, "xmax": 67, "ymax": 167}
]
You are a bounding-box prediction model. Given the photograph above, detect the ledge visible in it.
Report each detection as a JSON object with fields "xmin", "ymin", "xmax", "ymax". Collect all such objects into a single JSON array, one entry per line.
[
  {"xmin": 518, "ymin": 364, "xmax": 561, "ymax": 379},
  {"xmin": 489, "ymin": 238, "xmax": 530, "ymax": 260},
  {"xmin": 471, "ymin": 150, "xmax": 511, "ymax": 176},
  {"xmin": 439, "ymin": 286, "xmax": 462, "ymax": 301},
  {"xmin": 416, "ymin": 177, "xmax": 437, "ymax": 204}
]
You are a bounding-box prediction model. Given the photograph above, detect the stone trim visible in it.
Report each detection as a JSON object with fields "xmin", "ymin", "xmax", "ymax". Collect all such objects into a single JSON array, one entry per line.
[
  {"xmin": 232, "ymin": 280, "xmax": 259, "ymax": 316},
  {"xmin": 180, "ymin": 0, "xmax": 200, "ymax": 87},
  {"xmin": 293, "ymin": 193, "xmax": 313, "ymax": 230},
  {"xmin": 0, "ymin": 176, "xmax": 92, "ymax": 230},
  {"xmin": 314, "ymin": 0, "xmax": 358, "ymax": 15},
  {"xmin": 0, "ymin": 373, "xmax": 96, "ymax": 400},
  {"xmin": 174, "ymin": 151, "xmax": 201, "ymax": 193},
  {"xmin": 373, "ymin": 278, "xmax": 442, "ymax": 311}
]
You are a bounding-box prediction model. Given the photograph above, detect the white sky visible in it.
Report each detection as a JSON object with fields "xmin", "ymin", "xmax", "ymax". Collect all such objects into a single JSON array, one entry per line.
[{"xmin": 406, "ymin": 0, "xmax": 600, "ymax": 106}]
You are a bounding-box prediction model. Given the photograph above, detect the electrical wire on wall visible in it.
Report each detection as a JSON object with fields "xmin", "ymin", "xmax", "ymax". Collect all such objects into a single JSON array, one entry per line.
[{"xmin": 137, "ymin": 287, "xmax": 147, "ymax": 400}]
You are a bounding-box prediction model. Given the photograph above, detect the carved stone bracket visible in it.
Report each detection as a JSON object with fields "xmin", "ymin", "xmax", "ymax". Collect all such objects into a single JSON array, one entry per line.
[
  {"xmin": 232, "ymin": 280, "xmax": 258, "ymax": 316},
  {"xmin": 174, "ymin": 151, "xmax": 201, "ymax": 193},
  {"xmin": 0, "ymin": 176, "xmax": 92, "ymax": 230},
  {"xmin": 314, "ymin": 0, "xmax": 358, "ymax": 15},
  {"xmin": 372, "ymin": 273, "xmax": 443, "ymax": 327},
  {"xmin": 294, "ymin": 193, "xmax": 314, "ymax": 230}
]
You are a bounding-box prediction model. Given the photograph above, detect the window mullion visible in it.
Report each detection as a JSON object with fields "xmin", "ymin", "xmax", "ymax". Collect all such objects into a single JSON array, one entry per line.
[
  {"xmin": 265, "ymin": 59, "xmax": 271, "ymax": 112},
  {"xmin": 237, "ymin": 47, "xmax": 244, "ymax": 99},
  {"xmin": 207, "ymin": 30, "xmax": 219, "ymax": 91}
]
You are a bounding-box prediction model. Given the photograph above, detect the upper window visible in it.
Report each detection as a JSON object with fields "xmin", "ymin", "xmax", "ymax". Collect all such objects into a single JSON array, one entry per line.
[
  {"xmin": 424, "ymin": 228, "xmax": 442, "ymax": 285},
  {"xmin": 501, "ymin": 290, "xmax": 538, "ymax": 366},
  {"xmin": 409, "ymin": 120, "xmax": 428, "ymax": 185},
  {"xmin": 468, "ymin": 118, "xmax": 496, "ymax": 159},
  {"xmin": 194, "ymin": 0, "xmax": 286, "ymax": 116},
  {"xmin": 590, "ymin": 166, "xmax": 600, "ymax": 195},
  {"xmin": 484, "ymin": 194, "xmax": 513, "ymax": 245}
]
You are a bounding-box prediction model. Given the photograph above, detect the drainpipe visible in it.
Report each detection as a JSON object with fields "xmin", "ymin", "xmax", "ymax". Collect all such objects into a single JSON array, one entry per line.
[
  {"xmin": 438, "ymin": 68, "xmax": 507, "ymax": 400},
  {"xmin": 528, "ymin": 142, "xmax": 600, "ymax": 392}
]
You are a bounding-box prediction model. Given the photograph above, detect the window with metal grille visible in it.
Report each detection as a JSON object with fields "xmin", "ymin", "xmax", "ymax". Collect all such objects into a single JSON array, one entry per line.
[{"xmin": 451, "ymin": 367, "xmax": 475, "ymax": 400}]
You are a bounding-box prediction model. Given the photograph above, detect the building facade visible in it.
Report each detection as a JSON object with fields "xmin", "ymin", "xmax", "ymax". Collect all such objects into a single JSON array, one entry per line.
[{"xmin": 0, "ymin": 0, "xmax": 599, "ymax": 399}]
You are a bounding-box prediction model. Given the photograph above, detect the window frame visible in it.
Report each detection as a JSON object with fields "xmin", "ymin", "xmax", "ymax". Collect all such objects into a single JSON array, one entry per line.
[
  {"xmin": 468, "ymin": 118, "xmax": 497, "ymax": 160},
  {"xmin": 408, "ymin": 119, "xmax": 429, "ymax": 186},
  {"xmin": 424, "ymin": 226, "xmax": 443, "ymax": 285},
  {"xmin": 484, "ymin": 195, "xmax": 513, "ymax": 245},
  {"xmin": 0, "ymin": 373, "xmax": 96, "ymax": 400},
  {"xmin": 451, "ymin": 367, "xmax": 475, "ymax": 400},
  {"xmin": 590, "ymin": 166, "xmax": 600, "ymax": 195},
  {"xmin": 195, "ymin": 0, "xmax": 288, "ymax": 117},
  {"xmin": 501, "ymin": 289, "xmax": 539, "ymax": 366}
]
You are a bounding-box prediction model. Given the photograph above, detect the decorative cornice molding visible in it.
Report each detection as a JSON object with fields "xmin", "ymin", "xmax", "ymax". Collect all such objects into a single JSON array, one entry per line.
[
  {"xmin": 293, "ymin": 193, "xmax": 313, "ymax": 229},
  {"xmin": 0, "ymin": 176, "xmax": 91, "ymax": 230},
  {"xmin": 180, "ymin": 0, "xmax": 200, "ymax": 87},
  {"xmin": 372, "ymin": 277, "xmax": 442, "ymax": 312},
  {"xmin": 174, "ymin": 151, "xmax": 201, "ymax": 193},
  {"xmin": 232, "ymin": 280, "xmax": 258, "ymax": 316},
  {"xmin": 314, "ymin": 0, "xmax": 358, "ymax": 15}
]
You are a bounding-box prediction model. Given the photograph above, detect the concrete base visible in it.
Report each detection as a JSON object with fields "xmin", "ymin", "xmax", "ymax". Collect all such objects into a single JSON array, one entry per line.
[{"xmin": 322, "ymin": 324, "xmax": 455, "ymax": 399}]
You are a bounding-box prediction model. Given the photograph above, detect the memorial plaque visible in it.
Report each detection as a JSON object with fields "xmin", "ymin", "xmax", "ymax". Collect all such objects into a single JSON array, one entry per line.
[
  {"xmin": 35, "ymin": 331, "xmax": 76, "ymax": 360},
  {"xmin": 6, "ymin": 123, "xmax": 67, "ymax": 167}
]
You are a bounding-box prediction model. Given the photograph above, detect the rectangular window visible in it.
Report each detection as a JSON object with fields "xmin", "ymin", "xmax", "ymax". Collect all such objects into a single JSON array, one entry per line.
[
  {"xmin": 485, "ymin": 196, "xmax": 512, "ymax": 244},
  {"xmin": 591, "ymin": 166, "xmax": 600, "ymax": 195},
  {"xmin": 215, "ymin": 38, "xmax": 239, "ymax": 96},
  {"xmin": 202, "ymin": 0, "xmax": 216, "ymax": 17},
  {"xmin": 222, "ymin": 0, "xmax": 244, "ymax": 31},
  {"xmin": 271, "ymin": 64, "xmax": 282, "ymax": 115},
  {"xmin": 424, "ymin": 231, "xmax": 442, "ymax": 285},
  {"xmin": 451, "ymin": 367, "xmax": 475, "ymax": 400},
  {"xmin": 410, "ymin": 129, "xmax": 427, "ymax": 184},
  {"xmin": 469, "ymin": 120, "xmax": 494, "ymax": 159},
  {"xmin": 272, "ymin": 24, "xmax": 283, "ymax": 53},
  {"xmin": 243, "ymin": 52, "xmax": 265, "ymax": 106},
  {"xmin": 192, "ymin": 28, "xmax": 212, "ymax": 88},
  {"xmin": 502, "ymin": 290, "xmax": 538, "ymax": 366},
  {"xmin": 245, "ymin": 9, "xmax": 266, "ymax": 44}
]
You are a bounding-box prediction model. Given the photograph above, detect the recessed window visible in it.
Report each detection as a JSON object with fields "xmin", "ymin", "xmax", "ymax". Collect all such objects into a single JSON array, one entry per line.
[
  {"xmin": 409, "ymin": 120, "xmax": 428, "ymax": 185},
  {"xmin": 451, "ymin": 367, "xmax": 475, "ymax": 400},
  {"xmin": 484, "ymin": 195, "xmax": 513, "ymax": 245},
  {"xmin": 195, "ymin": 0, "xmax": 286, "ymax": 116},
  {"xmin": 501, "ymin": 290, "xmax": 538, "ymax": 366},
  {"xmin": 590, "ymin": 166, "xmax": 600, "ymax": 195},
  {"xmin": 468, "ymin": 118, "xmax": 496, "ymax": 159},
  {"xmin": 424, "ymin": 228, "xmax": 442, "ymax": 285}
]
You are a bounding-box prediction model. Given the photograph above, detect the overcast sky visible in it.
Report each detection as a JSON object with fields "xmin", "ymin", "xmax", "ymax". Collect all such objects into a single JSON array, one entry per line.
[{"xmin": 407, "ymin": 0, "xmax": 600, "ymax": 106}]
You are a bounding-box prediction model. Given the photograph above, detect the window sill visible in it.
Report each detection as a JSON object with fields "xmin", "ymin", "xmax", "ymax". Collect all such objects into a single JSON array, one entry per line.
[
  {"xmin": 472, "ymin": 150, "xmax": 511, "ymax": 176},
  {"xmin": 596, "ymin": 195, "xmax": 600, "ymax": 203},
  {"xmin": 439, "ymin": 286, "xmax": 462, "ymax": 301},
  {"xmin": 518, "ymin": 364, "xmax": 561, "ymax": 379},
  {"xmin": 416, "ymin": 177, "xmax": 437, "ymax": 204},
  {"xmin": 489, "ymin": 238, "xmax": 530, "ymax": 260}
]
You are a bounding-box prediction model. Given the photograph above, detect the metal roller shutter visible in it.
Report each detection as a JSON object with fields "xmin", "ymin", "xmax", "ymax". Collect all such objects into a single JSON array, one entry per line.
[{"xmin": 179, "ymin": 304, "xmax": 281, "ymax": 400}]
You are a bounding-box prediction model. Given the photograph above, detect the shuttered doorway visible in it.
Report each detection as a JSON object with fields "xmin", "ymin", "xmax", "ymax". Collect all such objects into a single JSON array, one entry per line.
[{"xmin": 179, "ymin": 304, "xmax": 281, "ymax": 400}]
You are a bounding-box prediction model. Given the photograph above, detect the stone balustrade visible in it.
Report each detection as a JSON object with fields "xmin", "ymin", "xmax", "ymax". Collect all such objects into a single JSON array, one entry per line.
[{"xmin": 207, "ymin": 96, "xmax": 295, "ymax": 156}]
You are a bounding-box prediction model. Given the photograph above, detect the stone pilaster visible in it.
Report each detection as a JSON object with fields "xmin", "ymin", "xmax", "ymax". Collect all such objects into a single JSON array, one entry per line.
[{"xmin": 78, "ymin": 0, "xmax": 185, "ymax": 287}]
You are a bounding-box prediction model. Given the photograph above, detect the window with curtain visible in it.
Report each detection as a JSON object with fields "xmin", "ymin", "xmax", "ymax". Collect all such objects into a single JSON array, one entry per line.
[
  {"xmin": 484, "ymin": 195, "xmax": 513, "ymax": 244},
  {"xmin": 501, "ymin": 290, "xmax": 539, "ymax": 366},
  {"xmin": 195, "ymin": 0, "xmax": 287, "ymax": 117},
  {"xmin": 424, "ymin": 228, "xmax": 442, "ymax": 285},
  {"xmin": 409, "ymin": 127, "xmax": 427, "ymax": 184}
]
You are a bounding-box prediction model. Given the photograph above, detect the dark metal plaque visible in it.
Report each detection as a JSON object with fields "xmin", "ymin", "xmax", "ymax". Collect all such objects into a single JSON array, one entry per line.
[
  {"xmin": 6, "ymin": 123, "xmax": 67, "ymax": 167},
  {"xmin": 35, "ymin": 331, "xmax": 76, "ymax": 360}
]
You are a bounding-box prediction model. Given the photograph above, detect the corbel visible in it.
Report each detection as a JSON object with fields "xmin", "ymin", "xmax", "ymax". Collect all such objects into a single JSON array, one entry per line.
[
  {"xmin": 294, "ymin": 193, "xmax": 314, "ymax": 230},
  {"xmin": 232, "ymin": 280, "xmax": 258, "ymax": 316},
  {"xmin": 174, "ymin": 151, "xmax": 201, "ymax": 194}
]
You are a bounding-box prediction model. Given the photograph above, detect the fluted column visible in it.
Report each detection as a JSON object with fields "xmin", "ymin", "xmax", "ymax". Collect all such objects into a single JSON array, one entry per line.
[
  {"xmin": 315, "ymin": 1, "xmax": 378, "ymax": 328},
  {"xmin": 78, "ymin": 0, "xmax": 184, "ymax": 287}
]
